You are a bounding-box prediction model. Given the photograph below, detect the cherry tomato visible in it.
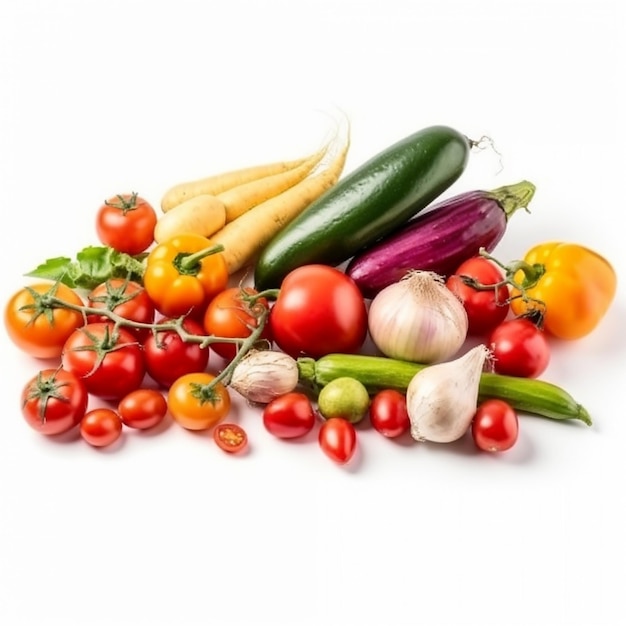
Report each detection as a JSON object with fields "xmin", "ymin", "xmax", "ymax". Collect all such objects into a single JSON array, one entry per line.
[
  {"xmin": 87, "ymin": 278, "xmax": 155, "ymax": 341},
  {"xmin": 446, "ymin": 256, "xmax": 510, "ymax": 336},
  {"xmin": 269, "ymin": 265, "xmax": 368, "ymax": 359},
  {"xmin": 262, "ymin": 392, "xmax": 316, "ymax": 439},
  {"xmin": 369, "ymin": 389, "xmax": 410, "ymax": 438},
  {"xmin": 168, "ymin": 372, "xmax": 231, "ymax": 431},
  {"xmin": 471, "ymin": 399, "xmax": 519, "ymax": 452},
  {"xmin": 95, "ymin": 192, "xmax": 157, "ymax": 255},
  {"xmin": 80, "ymin": 408, "xmax": 123, "ymax": 447},
  {"xmin": 118, "ymin": 389, "xmax": 168, "ymax": 430},
  {"xmin": 143, "ymin": 317, "xmax": 210, "ymax": 388},
  {"xmin": 488, "ymin": 318, "xmax": 550, "ymax": 378},
  {"xmin": 213, "ymin": 423, "xmax": 248, "ymax": 454},
  {"xmin": 61, "ymin": 322, "xmax": 145, "ymax": 399},
  {"xmin": 5, "ymin": 282, "xmax": 84, "ymax": 359},
  {"xmin": 318, "ymin": 418, "xmax": 357, "ymax": 465},
  {"xmin": 203, "ymin": 286, "xmax": 271, "ymax": 362},
  {"xmin": 20, "ymin": 368, "xmax": 88, "ymax": 436}
]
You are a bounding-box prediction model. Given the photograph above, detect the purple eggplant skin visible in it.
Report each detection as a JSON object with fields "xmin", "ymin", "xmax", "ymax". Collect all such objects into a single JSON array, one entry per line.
[{"xmin": 345, "ymin": 180, "xmax": 535, "ymax": 299}]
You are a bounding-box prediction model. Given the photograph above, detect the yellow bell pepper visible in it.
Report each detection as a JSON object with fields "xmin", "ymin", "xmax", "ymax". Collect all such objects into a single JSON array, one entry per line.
[
  {"xmin": 509, "ymin": 242, "xmax": 617, "ymax": 340},
  {"xmin": 143, "ymin": 233, "xmax": 228, "ymax": 317}
]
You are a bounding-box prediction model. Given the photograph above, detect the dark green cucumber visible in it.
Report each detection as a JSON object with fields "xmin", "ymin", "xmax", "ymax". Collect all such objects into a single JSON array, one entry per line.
[
  {"xmin": 253, "ymin": 125, "xmax": 471, "ymax": 290},
  {"xmin": 296, "ymin": 353, "xmax": 592, "ymax": 426}
]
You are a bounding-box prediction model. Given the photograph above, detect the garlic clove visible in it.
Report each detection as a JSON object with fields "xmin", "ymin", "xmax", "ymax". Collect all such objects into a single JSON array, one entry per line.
[
  {"xmin": 229, "ymin": 349, "xmax": 300, "ymax": 404},
  {"xmin": 406, "ymin": 344, "xmax": 491, "ymax": 443}
]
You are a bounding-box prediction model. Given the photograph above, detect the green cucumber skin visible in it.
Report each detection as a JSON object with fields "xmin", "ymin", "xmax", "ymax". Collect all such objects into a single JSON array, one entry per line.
[
  {"xmin": 254, "ymin": 125, "xmax": 471, "ymax": 290},
  {"xmin": 296, "ymin": 354, "xmax": 592, "ymax": 425}
]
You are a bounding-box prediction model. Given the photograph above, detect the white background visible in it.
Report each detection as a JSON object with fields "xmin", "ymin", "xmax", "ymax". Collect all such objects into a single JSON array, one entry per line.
[{"xmin": 1, "ymin": 1, "xmax": 624, "ymax": 625}]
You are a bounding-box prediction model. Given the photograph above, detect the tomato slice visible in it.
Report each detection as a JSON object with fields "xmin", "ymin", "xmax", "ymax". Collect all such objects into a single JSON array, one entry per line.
[{"xmin": 213, "ymin": 423, "xmax": 248, "ymax": 454}]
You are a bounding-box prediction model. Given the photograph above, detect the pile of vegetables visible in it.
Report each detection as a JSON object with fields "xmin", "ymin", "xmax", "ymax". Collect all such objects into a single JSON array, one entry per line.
[{"xmin": 4, "ymin": 118, "xmax": 617, "ymax": 465}]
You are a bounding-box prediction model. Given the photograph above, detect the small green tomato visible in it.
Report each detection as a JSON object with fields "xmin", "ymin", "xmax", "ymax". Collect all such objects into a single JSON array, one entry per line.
[{"xmin": 317, "ymin": 376, "xmax": 370, "ymax": 424}]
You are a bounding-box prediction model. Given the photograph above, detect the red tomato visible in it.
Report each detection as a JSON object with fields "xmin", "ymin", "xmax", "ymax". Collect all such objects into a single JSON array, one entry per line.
[
  {"xmin": 143, "ymin": 317, "xmax": 209, "ymax": 388},
  {"xmin": 80, "ymin": 408, "xmax": 123, "ymax": 448},
  {"xmin": 20, "ymin": 368, "xmax": 88, "ymax": 436},
  {"xmin": 269, "ymin": 265, "xmax": 368, "ymax": 359},
  {"xmin": 446, "ymin": 256, "xmax": 510, "ymax": 336},
  {"xmin": 118, "ymin": 389, "xmax": 168, "ymax": 430},
  {"xmin": 95, "ymin": 192, "xmax": 157, "ymax": 255},
  {"xmin": 203, "ymin": 286, "xmax": 271, "ymax": 362},
  {"xmin": 213, "ymin": 423, "xmax": 248, "ymax": 454},
  {"xmin": 319, "ymin": 418, "xmax": 357, "ymax": 465},
  {"xmin": 61, "ymin": 322, "xmax": 145, "ymax": 399},
  {"xmin": 87, "ymin": 278, "xmax": 155, "ymax": 340},
  {"xmin": 471, "ymin": 399, "xmax": 519, "ymax": 452},
  {"xmin": 262, "ymin": 392, "xmax": 316, "ymax": 439},
  {"xmin": 369, "ymin": 389, "xmax": 410, "ymax": 438},
  {"xmin": 488, "ymin": 318, "xmax": 550, "ymax": 378}
]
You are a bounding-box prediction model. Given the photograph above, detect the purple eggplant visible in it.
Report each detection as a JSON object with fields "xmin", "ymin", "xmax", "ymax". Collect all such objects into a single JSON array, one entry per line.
[{"xmin": 345, "ymin": 180, "xmax": 535, "ymax": 298}]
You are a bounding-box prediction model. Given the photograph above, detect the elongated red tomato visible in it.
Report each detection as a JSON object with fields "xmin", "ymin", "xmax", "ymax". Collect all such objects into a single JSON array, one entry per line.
[
  {"xmin": 471, "ymin": 399, "xmax": 519, "ymax": 452},
  {"xmin": 319, "ymin": 418, "xmax": 357, "ymax": 465},
  {"xmin": 269, "ymin": 265, "xmax": 368, "ymax": 359},
  {"xmin": 80, "ymin": 408, "xmax": 123, "ymax": 448},
  {"xmin": 369, "ymin": 389, "xmax": 410, "ymax": 438},
  {"xmin": 118, "ymin": 389, "xmax": 168, "ymax": 430},
  {"xmin": 262, "ymin": 392, "xmax": 316, "ymax": 439}
]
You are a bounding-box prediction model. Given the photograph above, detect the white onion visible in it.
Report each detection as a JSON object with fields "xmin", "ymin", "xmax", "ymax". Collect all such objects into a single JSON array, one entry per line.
[
  {"xmin": 229, "ymin": 350, "xmax": 299, "ymax": 404},
  {"xmin": 367, "ymin": 270, "xmax": 468, "ymax": 363},
  {"xmin": 406, "ymin": 344, "xmax": 491, "ymax": 443}
]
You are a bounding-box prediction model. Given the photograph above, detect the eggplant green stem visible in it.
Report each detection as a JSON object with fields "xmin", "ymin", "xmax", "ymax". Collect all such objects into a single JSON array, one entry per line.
[{"xmin": 486, "ymin": 180, "xmax": 536, "ymax": 220}]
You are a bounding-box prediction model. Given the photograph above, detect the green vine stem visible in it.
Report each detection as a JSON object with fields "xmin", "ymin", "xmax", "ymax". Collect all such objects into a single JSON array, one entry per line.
[
  {"xmin": 456, "ymin": 247, "xmax": 548, "ymax": 324},
  {"xmin": 41, "ymin": 283, "xmax": 272, "ymax": 395}
]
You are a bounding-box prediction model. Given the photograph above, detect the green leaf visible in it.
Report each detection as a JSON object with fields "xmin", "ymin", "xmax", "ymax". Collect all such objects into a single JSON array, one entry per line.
[{"xmin": 25, "ymin": 246, "xmax": 147, "ymax": 290}]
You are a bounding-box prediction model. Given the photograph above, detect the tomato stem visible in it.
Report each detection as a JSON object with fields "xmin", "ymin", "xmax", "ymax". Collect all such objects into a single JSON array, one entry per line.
[{"xmin": 104, "ymin": 192, "xmax": 139, "ymax": 214}]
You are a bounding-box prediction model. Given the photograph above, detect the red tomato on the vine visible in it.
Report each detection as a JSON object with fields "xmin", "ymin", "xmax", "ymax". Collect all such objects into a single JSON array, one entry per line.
[
  {"xmin": 203, "ymin": 286, "xmax": 271, "ymax": 362},
  {"xmin": 269, "ymin": 265, "xmax": 368, "ymax": 359},
  {"xmin": 87, "ymin": 278, "xmax": 155, "ymax": 340},
  {"xmin": 20, "ymin": 368, "xmax": 88, "ymax": 436},
  {"xmin": 446, "ymin": 256, "xmax": 510, "ymax": 336},
  {"xmin": 95, "ymin": 192, "xmax": 157, "ymax": 255},
  {"xmin": 488, "ymin": 318, "xmax": 550, "ymax": 378},
  {"xmin": 143, "ymin": 317, "xmax": 209, "ymax": 388},
  {"xmin": 471, "ymin": 399, "xmax": 519, "ymax": 452},
  {"xmin": 61, "ymin": 322, "xmax": 145, "ymax": 399},
  {"xmin": 262, "ymin": 392, "xmax": 316, "ymax": 439}
]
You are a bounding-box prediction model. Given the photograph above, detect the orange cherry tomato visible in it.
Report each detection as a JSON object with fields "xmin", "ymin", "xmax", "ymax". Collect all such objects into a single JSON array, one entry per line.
[
  {"xmin": 5, "ymin": 283, "xmax": 84, "ymax": 359},
  {"xmin": 168, "ymin": 372, "xmax": 231, "ymax": 431}
]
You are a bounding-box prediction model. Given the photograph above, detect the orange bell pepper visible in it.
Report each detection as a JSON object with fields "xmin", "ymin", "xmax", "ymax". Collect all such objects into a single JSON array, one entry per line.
[
  {"xmin": 143, "ymin": 233, "xmax": 228, "ymax": 317},
  {"xmin": 509, "ymin": 242, "xmax": 617, "ymax": 340}
]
